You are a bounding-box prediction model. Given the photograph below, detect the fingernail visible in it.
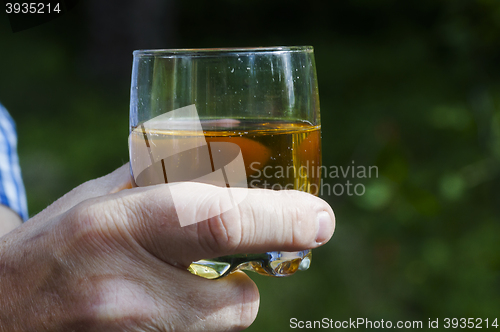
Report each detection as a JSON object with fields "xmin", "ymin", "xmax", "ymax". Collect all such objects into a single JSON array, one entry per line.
[{"xmin": 315, "ymin": 211, "xmax": 332, "ymax": 244}]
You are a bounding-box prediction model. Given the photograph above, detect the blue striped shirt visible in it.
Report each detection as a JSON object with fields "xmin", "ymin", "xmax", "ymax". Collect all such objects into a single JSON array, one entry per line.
[{"xmin": 0, "ymin": 103, "xmax": 28, "ymax": 221}]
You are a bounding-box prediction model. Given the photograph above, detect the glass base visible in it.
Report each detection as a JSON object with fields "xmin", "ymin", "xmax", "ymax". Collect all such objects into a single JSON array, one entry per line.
[{"xmin": 188, "ymin": 250, "xmax": 312, "ymax": 279}]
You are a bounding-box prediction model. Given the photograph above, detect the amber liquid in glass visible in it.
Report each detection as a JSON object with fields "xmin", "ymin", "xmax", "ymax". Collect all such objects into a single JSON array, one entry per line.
[{"xmin": 129, "ymin": 120, "xmax": 321, "ymax": 279}]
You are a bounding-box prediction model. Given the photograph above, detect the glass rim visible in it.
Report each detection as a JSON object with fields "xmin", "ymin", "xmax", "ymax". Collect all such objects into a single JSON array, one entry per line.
[{"xmin": 133, "ymin": 46, "xmax": 314, "ymax": 57}]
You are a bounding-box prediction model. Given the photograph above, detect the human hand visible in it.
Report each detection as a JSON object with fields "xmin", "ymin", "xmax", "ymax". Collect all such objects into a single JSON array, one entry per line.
[{"xmin": 0, "ymin": 163, "xmax": 335, "ymax": 331}]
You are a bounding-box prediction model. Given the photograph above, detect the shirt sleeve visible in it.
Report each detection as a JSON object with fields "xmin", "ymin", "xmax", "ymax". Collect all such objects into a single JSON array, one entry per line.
[{"xmin": 0, "ymin": 103, "xmax": 29, "ymax": 221}]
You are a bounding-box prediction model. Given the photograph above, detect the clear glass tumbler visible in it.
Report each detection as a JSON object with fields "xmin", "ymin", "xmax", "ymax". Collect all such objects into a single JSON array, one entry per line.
[{"xmin": 129, "ymin": 46, "xmax": 321, "ymax": 279}]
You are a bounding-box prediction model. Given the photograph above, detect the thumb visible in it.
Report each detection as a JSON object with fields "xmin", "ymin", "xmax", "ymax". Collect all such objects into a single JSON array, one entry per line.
[{"xmin": 105, "ymin": 182, "xmax": 335, "ymax": 268}]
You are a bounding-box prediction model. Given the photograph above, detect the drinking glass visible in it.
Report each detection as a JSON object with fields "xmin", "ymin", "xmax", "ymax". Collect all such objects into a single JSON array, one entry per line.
[{"xmin": 129, "ymin": 46, "xmax": 321, "ymax": 279}]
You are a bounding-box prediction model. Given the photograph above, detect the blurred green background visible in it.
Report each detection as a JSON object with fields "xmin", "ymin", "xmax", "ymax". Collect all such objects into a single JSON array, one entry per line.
[{"xmin": 1, "ymin": 0, "xmax": 499, "ymax": 330}]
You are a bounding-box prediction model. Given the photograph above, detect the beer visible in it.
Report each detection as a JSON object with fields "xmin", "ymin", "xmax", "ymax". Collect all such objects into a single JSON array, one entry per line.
[{"xmin": 129, "ymin": 119, "xmax": 321, "ymax": 278}]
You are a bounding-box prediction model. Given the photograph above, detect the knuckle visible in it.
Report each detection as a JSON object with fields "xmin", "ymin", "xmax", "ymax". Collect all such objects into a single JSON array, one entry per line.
[
  {"xmin": 198, "ymin": 192, "xmax": 243, "ymax": 255},
  {"xmin": 282, "ymin": 193, "xmax": 319, "ymax": 246},
  {"xmin": 68, "ymin": 199, "xmax": 105, "ymax": 235},
  {"xmin": 65, "ymin": 197, "xmax": 131, "ymax": 247},
  {"xmin": 63, "ymin": 202, "xmax": 110, "ymax": 253}
]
